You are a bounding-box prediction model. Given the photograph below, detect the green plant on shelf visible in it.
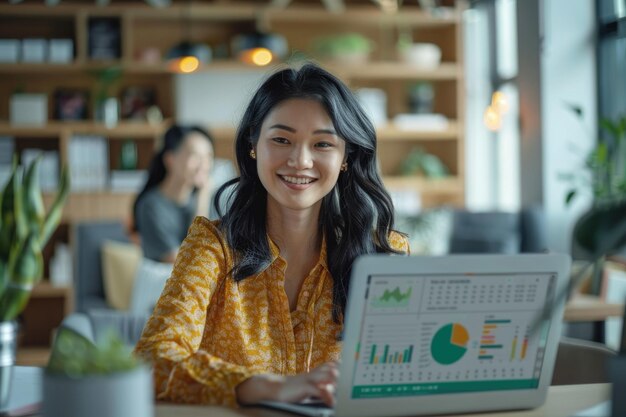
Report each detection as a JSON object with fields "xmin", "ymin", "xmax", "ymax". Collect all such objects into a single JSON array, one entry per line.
[
  {"xmin": 312, "ymin": 33, "xmax": 373, "ymax": 62},
  {"xmin": 91, "ymin": 66, "xmax": 123, "ymax": 122},
  {"xmin": 0, "ymin": 156, "xmax": 70, "ymax": 321},
  {"xmin": 399, "ymin": 147, "xmax": 449, "ymax": 178}
]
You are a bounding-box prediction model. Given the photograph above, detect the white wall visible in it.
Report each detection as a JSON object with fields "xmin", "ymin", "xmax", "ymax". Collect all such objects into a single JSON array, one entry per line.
[
  {"xmin": 463, "ymin": 8, "xmax": 495, "ymax": 210},
  {"xmin": 174, "ymin": 69, "xmax": 269, "ymax": 128},
  {"xmin": 518, "ymin": 0, "xmax": 597, "ymax": 253}
]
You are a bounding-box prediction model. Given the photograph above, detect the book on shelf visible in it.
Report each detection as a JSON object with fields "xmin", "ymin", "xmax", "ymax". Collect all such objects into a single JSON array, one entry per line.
[
  {"xmin": 21, "ymin": 149, "xmax": 59, "ymax": 191},
  {"xmin": 0, "ymin": 136, "xmax": 14, "ymax": 188},
  {"xmin": 49, "ymin": 243, "xmax": 72, "ymax": 288},
  {"xmin": 110, "ymin": 169, "xmax": 148, "ymax": 193},
  {"xmin": 69, "ymin": 135, "xmax": 109, "ymax": 192},
  {"xmin": 0, "ymin": 136, "xmax": 14, "ymax": 165}
]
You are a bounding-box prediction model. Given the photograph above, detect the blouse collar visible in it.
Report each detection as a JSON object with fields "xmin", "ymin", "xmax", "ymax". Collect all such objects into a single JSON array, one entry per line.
[{"xmin": 267, "ymin": 233, "xmax": 329, "ymax": 272}]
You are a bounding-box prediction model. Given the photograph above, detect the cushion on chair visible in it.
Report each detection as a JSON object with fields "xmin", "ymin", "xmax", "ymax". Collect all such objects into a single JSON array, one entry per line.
[
  {"xmin": 101, "ymin": 240, "xmax": 143, "ymax": 310},
  {"xmin": 87, "ymin": 309, "xmax": 151, "ymax": 346},
  {"xmin": 396, "ymin": 208, "xmax": 453, "ymax": 255},
  {"xmin": 129, "ymin": 258, "xmax": 173, "ymax": 315}
]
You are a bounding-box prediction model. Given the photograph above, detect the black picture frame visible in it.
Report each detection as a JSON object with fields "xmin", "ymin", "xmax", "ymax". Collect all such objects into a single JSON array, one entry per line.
[
  {"xmin": 121, "ymin": 86, "xmax": 157, "ymax": 120},
  {"xmin": 54, "ymin": 89, "xmax": 89, "ymax": 121},
  {"xmin": 88, "ymin": 17, "xmax": 122, "ymax": 60}
]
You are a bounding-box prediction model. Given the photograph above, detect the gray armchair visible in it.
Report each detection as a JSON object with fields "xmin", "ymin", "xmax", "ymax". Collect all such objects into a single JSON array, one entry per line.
[
  {"xmin": 72, "ymin": 221, "xmax": 149, "ymax": 346},
  {"xmin": 74, "ymin": 221, "xmax": 129, "ymax": 313},
  {"xmin": 448, "ymin": 206, "xmax": 548, "ymax": 254}
]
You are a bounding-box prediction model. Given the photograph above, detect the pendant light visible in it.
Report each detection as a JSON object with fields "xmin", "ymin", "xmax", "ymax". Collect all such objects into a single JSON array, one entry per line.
[
  {"xmin": 231, "ymin": 32, "xmax": 288, "ymax": 67},
  {"xmin": 166, "ymin": 0, "xmax": 211, "ymax": 73}
]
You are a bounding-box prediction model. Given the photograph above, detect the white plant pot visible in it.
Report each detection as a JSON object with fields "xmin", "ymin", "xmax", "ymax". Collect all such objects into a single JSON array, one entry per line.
[
  {"xmin": 42, "ymin": 365, "xmax": 153, "ymax": 417},
  {"xmin": 399, "ymin": 43, "xmax": 442, "ymax": 69},
  {"xmin": 0, "ymin": 321, "xmax": 17, "ymax": 412}
]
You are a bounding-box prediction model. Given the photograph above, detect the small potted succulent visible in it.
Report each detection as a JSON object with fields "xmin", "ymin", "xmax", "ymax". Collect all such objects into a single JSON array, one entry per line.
[
  {"xmin": 0, "ymin": 156, "xmax": 69, "ymax": 410},
  {"xmin": 43, "ymin": 327, "xmax": 153, "ymax": 417}
]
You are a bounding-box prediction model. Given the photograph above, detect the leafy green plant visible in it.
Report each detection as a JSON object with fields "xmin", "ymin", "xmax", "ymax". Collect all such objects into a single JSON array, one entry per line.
[
  {"xmin": 562, "ymin": 106, "xmax": 626, "ymax": 206},
  {"xmin": 399, "ymin": 147, "xmax": 449, "ymax": 178},
  {"xmin": 312, "ymin": 33, "xmax": 373, "ymax": 59},
  {"xmin": 560, "ymin": 106, "xmax": 626, "ymax": 295},
  {"xmin": 92, "ymin": 66, "xmax": 123, "ymax": 105},
  {"xmin": 47, "ymin": 328, "xmax": 140, "ymax": 377},
  {"xmin": 0, "ymin": 156, "xmax": 70, "ymax": 321}
]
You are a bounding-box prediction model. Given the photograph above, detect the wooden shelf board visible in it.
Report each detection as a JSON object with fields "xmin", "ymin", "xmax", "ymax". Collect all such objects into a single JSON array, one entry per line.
[
  {"xmin": 0, "ymin": 121, "xmax": 167, "ymax": 138},
  {"xmin": 0, "ymin": 61, "xmax": 460, "ymax": 80},
  {"xmin": 43, "ymin": 191, "xmax": 136, "ymax": 222},
  {"xmin": 563, "ymin": 294, "xmax": 624, "ymax": 322},
  {"xmin": 0, "ymin": 3, "xmax": 259, "ymax": 19},
  {"xmin": 0, "ymin": 4, "xmax": 457, "ymax": 26},
  {"xmin": 263, "ymin": 6, "xmax": 459, "ymax": 27},
  {"xmin": 334, "ymin": 62, "xmax": 460, "ymax": 81},
  {"xmin": 16, "ymin": 346, "xmax": 51, "ymax": 367},
  {"xmin": 383, "ymin": 176, "xmax": 462, "ymax": 194},
  {"xmin": 32, "ymin": 281, "xmax": 72, "ymax": 298},
  {"xmin": 377, "ymin": 121, "xmax": 459, "ymax": 141},
  {"xmin": 130, "ymin": 3, "xmax": 259, "ymax": 20}
]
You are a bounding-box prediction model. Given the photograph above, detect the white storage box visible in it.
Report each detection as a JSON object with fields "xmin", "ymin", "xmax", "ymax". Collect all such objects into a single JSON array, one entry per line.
[
  {"xmin": 49, "ymin": 39, "xmax": 74, "ymax": 63},
  {"xmin": 10, "ymin": 94, "xmax": 48, "ymax": 125},
  {"xmin": 0, "ymin": 40, "xmax": 20, "ymax": 63},
  {"xmin": 21, "ymin": 38, "xmax": 47, "ymax": 62}
]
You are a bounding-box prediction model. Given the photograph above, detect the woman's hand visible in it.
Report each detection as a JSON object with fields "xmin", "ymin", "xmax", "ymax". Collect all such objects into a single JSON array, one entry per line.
[
  {"xmin": 194, "ymin": 176, "xmax": 213, "ymax": 218},
  {"xmin": 236, "ymin": 362, "xmax": 339, "ymax": 407}
]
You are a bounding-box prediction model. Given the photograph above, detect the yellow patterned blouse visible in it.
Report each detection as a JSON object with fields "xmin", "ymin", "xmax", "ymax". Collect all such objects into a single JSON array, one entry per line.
[{"xmin": 134, "ymin": 216, "xmax": 409, "ymax": 406}]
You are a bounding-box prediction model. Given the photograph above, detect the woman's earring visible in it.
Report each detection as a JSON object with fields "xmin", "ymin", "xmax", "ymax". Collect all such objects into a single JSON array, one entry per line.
[
  {"xmin": 250, "ymin": 149, "xmax": 256, "ymax": 160},
  {"xmin": 340, "ymin": 162, "xmax": 348, "ymax": 172}
]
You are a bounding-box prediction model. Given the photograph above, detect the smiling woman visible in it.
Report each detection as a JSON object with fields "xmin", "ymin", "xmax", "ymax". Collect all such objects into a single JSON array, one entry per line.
[
  {"xmin": 134, "ymin": 63, "xmax": 409, "ymax": 408},
  {"xmin": 255, "ymin": 99, "xmax": 347, "ymax": 213}
]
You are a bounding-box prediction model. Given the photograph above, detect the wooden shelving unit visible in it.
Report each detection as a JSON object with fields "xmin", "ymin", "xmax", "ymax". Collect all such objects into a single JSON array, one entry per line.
[
  {"xmin": 1, "ymin": 0, "xmax": 465, "ymax": 345},
  {"xmin": 1, "ymin": 0, "xmax": 467, "ymax": 217}
]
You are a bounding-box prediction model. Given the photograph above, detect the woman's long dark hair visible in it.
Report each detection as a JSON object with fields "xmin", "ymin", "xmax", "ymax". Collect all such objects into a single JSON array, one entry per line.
[
  {"xmin": 214, "ymin": 63, "xmax": 405, "ymax": 322},
  {"xmin": 133, "ymin": 125, "xmax": 214, "ymax": 232}
]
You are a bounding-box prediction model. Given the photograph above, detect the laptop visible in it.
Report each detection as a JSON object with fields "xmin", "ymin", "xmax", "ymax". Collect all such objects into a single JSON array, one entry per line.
[{"xmin": 259, "ymin": 253, "xmax": 571, "ymax": 417}]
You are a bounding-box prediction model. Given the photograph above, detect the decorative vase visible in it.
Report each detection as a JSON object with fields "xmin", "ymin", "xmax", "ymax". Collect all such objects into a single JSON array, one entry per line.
[
  {"xmin": 0, "ymin": 321, "xmax": 18, "ymax": 412},
  {"xmin": 42, "ymin": 365, "xmax": 153, "ymax": 417}
]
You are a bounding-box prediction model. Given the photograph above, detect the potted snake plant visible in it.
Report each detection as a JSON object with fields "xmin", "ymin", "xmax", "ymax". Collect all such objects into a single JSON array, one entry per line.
[{"xmin": 0, "ymin": 156, "xmax": 70, "ymax": 411}]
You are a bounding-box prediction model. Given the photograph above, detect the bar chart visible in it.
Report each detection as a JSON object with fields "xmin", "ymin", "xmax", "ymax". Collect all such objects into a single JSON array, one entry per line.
[
  {"xmin": 359, "ymin": 316, "xmax": 420, "ymax": 367},
  {"xmin": 478, "ymin": 318, "xmax": 530, "ymax": 362},
  {"xmin": 368, "ymin": 343, "xmax": 414, "ymax": 364}
]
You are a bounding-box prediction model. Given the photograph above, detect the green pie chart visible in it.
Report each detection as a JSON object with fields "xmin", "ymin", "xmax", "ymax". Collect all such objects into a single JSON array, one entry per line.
[{"xmin": 431, "ymin": 323, "xmax": 469, "ymax": 365}]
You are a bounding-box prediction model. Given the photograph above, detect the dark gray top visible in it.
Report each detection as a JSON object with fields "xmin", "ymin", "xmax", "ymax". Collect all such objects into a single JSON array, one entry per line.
[{"xmin": 135, "ymin": 188, "xmax": 197, "ymax": 262}]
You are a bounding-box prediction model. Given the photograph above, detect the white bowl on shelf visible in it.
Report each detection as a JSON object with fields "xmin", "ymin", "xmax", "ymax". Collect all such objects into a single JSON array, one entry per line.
[{"xmin": 399, "ymin": 43, "xmax": 442, "ymax": 69}]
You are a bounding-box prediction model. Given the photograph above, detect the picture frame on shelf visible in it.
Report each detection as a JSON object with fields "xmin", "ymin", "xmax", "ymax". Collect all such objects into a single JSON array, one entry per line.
[
  {"xmin": 88, "ymin": 17, "xmax": 121, "ymax": 60},
  {"xmin": 121, "ymin": 86, "xmax": 156, "ymax": 121},
  {"xmin": 54, "ymin": 89, "xmax": 89, "ymax": 121}
]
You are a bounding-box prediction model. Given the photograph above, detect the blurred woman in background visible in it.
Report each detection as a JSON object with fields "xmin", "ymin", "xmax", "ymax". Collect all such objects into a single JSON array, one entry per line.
[{"xmin": 133, "ymin": 125, "xmax": 214, "ymax": 263}]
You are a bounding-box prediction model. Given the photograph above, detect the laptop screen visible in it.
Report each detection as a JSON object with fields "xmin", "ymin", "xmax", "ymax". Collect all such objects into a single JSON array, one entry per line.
[{"xmin": 351, "ymin": 272, "xmax": 557, "ymax": 399}]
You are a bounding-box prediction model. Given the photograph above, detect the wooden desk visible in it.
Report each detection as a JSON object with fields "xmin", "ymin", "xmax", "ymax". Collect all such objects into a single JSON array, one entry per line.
[
  {"xmin": 564, "ymin": 294, "xmax": 623, "ymax": 322},
  {"xmin": 155, "ymin": 384, "xmax": 611, "ymax": 417}
]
